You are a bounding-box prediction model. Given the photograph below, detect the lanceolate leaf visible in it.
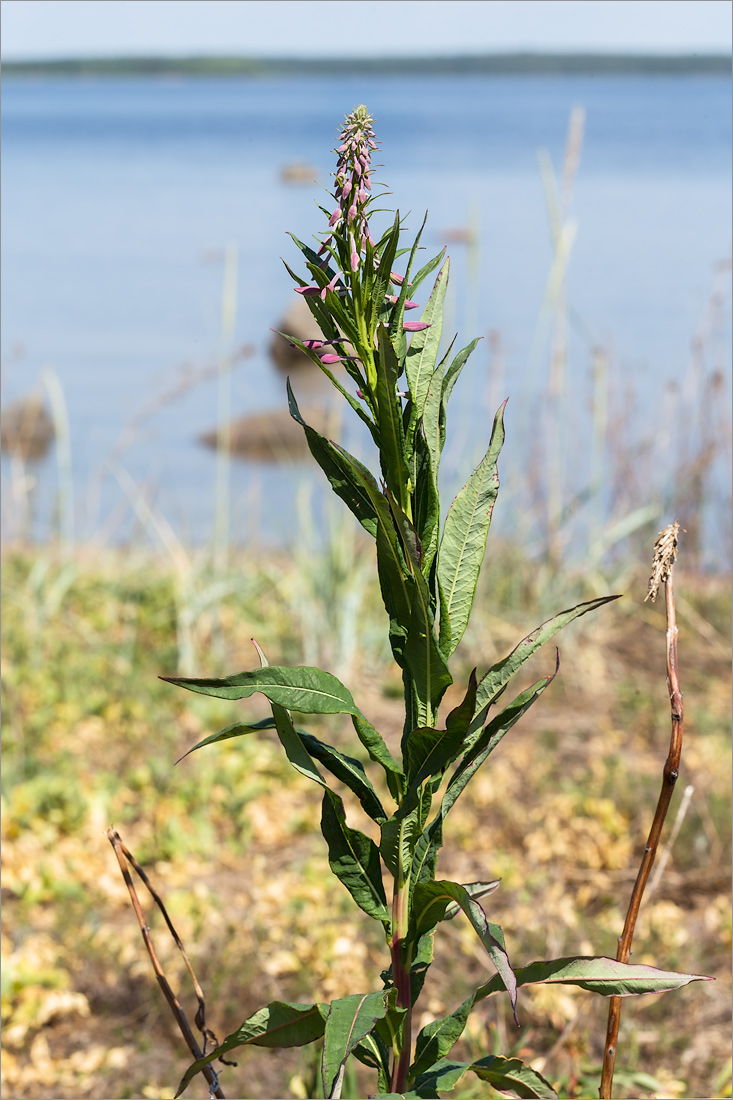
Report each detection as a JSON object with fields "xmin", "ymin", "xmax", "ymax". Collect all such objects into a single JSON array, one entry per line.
[
  {"xmin": 410, "ymin": 998, "xmax": 474, "ymax": 1082},
  {"xmin": 376, "ymin": 326, "xmax": 410, "ymax": 509},
  {"xmin": 271, "ymin": 702, "xmax": 327, "ymax": 788},
  {"xmin": 382, "ymin": 494, "xmax": 452, "ymax": 726},
  {"xmin": 404, "ymin": 581, "xmax": 453, "ymax": 727},
  {"xmin": 162, "ymin": 664, "xmax": 364, "ymax": 715},
  {"xmin": 414, "ymin": 1056, "xmax": 557, "ymax": 1100},
  {"xmin": 175, "ymin": 716, "xmax": 276, "ymax": 763},
  {"xmin": 437, "ymin": 338, "xmax": 480, "ymax": 459},
  {"xmin": 352, "ymin": 1031, "xmax": 392, "ymax": 1095},
  {"xmin": 287, "ymin": 383, "xmax": 379, "ymax": 535},
  {"xmin": 399, "ymin": 672, "xmax": 479, "ymax": 816},
  {"xmin": 440, "ymin": 662, "xmax": 559, "ymax": 824},
  {"xmin": 405, "ymin": 260, "xmax": 449, "ymax": 425},
  {"xmin": 300, "ymin": 733, "xmax": 387, "ymax": 822},
  {"xmin": 411, "ymin": 880, "xmax": 517, "ymax": 1022},
  {"xmin": 417, "ymin": 667, "xmax": 558, "ymax": 884},
  {"xmin": 389, "ymin": 213, "xmax": 429, "ymax": 363},
  {"xmin": 321, "ymin": 991, "xmax": 390, "ymax": 1099},
  {"xmin": 369, "ymin": 212, "xmax": 402, "ymax": 334},
  {"xmin": 406, "ymin": 244, "xmax": 447, "ymax": 299},
  {"xmin": 321, "ymin": 789, "xmax": 391, "ymax": 934},
  {"xmin": 175, "ymin": 1001, "xmax": 327, "ymax": 1097},
  {"xmin": 437, "ymin": 401, "xmax": 506, "ymax": 657},
  {"xmin": 470, "ymin": 594, "xmax": 621, "ymax": 730},
  {"xmin": 350, "ymin": 712, "xmax": 404, "ymax": 799},
  {"xmin": 442, "ymin": 879, "xmax": 501, "ymax": 920},
  {"xmin": 474, "ymin": 956, "xmax": 712, "ymax": 1002},
  {"xmin": 420, "ymin": 337, "xmax": 476, "ymax": 478},
  {"xmin": 411, "ymin": 428, "xmax": 440, "ymax": 576},
  {"xmin": 380, "ymin": 794, "xmax": 430, "ymax": 878},
  {"xmin": 283, "ymin": 339, "xmax": 373, "ymax": 433}
]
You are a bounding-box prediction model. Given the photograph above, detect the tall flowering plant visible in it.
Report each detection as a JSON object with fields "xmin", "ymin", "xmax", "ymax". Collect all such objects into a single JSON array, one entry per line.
[{"xmin": 166, "ymin": 107, "xmax": 707, "ymax": 1100}]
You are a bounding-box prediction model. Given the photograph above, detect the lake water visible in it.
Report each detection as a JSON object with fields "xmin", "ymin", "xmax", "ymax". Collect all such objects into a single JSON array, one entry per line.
[{"xmin": 2, "ymin": 74, "xmax": 731, "ymax": 560}]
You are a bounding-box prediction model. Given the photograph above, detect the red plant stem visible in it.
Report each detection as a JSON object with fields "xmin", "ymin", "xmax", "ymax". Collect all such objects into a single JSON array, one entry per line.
[{"xmin": 599, "ymin": 569, "xmax": 684, "ymax": 1099}]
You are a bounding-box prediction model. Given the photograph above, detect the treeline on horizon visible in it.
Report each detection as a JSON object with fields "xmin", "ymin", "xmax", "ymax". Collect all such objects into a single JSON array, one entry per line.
[{"xmin": 4, "ymin": 52, "xmax": 731, "ymax": 77}]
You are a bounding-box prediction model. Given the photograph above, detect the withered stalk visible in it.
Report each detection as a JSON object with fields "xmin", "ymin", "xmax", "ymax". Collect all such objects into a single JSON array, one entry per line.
[
  {"xmin": 107, "ymin": 828, "xmax": 227, "ymax": 1099},
  {"xmin": 599, "ymin": 523, "xmax": 684, "ymax": 1099}
]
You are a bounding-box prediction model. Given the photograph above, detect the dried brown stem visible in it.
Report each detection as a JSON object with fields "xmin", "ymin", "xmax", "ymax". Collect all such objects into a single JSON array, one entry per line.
[
  {"xmin": 106, "ymin": 828, "xmax": 227, "ymax": 1099},
  {"xmin": 599, "ymin": 527, "xmax": 684, "ymax": 1099}
]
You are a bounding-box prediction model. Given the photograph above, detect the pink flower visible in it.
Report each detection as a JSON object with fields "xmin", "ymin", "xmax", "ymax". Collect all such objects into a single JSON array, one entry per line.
[
  {"xmin": 320, "ymin": 273, "xmax": 343, "ymax": 300},
  {"xmin": 386, "ymin": 295, "xmax": 420, "ymax": 310},
  {"xmin": 319, "ymin": 353, "xmax": 357, "ymax": 364},
  {"xmin": 402, "ymin": 321, "xmax": 432, "ymax": 331}
]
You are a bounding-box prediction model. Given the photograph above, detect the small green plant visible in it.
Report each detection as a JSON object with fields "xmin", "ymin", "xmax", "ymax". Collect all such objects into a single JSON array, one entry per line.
[{"xmin": 164, "ymin": 107, "xmax": 708, "ymax": 1100}]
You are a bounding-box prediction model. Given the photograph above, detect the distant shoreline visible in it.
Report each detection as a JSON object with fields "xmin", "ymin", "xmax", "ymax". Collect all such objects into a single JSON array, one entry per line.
[{"xmin": 3, "ymin": 52, "xmax": 731, "ymax": 78}]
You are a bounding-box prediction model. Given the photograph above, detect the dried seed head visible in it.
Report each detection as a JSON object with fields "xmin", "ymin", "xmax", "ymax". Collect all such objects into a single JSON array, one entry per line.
[{"xmin": 645, "ymin": 521, "xmax": 680, "ymax": 602}]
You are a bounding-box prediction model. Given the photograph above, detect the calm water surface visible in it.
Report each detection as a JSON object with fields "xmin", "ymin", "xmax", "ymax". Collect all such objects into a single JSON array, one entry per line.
[{"xmin": 2, "ymin": 74, "xmax": 731, "ymax": 552}]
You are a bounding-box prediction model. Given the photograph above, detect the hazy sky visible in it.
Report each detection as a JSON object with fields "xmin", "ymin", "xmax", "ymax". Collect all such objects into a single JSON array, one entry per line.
[{"xmin": 2, "ymin": 0, "xmax": 731, "ymax": 60}]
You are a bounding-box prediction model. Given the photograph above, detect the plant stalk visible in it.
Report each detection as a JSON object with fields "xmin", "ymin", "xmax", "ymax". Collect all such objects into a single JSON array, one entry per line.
[
  {"xmin": 599, "ymin": 552, "xmax": 684, "ymax": 1099},
  {"xmin": 390, "ymin": 823, "xmax": 413, "ymax": 1094}
]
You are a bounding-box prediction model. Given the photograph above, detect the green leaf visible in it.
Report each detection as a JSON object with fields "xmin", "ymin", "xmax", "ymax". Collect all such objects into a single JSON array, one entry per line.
[
  {"xmin": 162, "ymin": 663, "xmax": 362, "ymax": 715},
  {"xmin": 286, "ymin": 351, "xmax": 375, "ymax": 432},
  {"xmin": 372, "ymin": 1093, "xmax": 428, "ymax": 1099},
  {"xmin": 411, "ymin": 427, "xmax": 440, "ymax": 576},
  {"xmin": 404, "ymin": 583, "xmax": 453, "ymax": 730},
  {"xmin": 414, "ymin": 1056, "xmax": 557, "ymax": 1100},
  {"xmin": 389, "ymin": 213, "xmax": 429, "ymax": 364},
  {"xmin": 419, "ymin": 337, "xmax": 458, "ymax": 471},
  {"xmin": 380, "ymin": 793, "xmax": 430, "ymax": 878},
  {"xmin": 437, "ymin": 401, "xmax": 506, "ymax": 657},
  {"xmin": 175, "ymin": 716, "xmax": 276, "ymax": 762},
  {"xmin": 368, "ymin": 212, "xmax": 402, "ymax": 335},
  {"xmin": 412, "ymin": 670, "xmax": 555, "ymax": 891},
  {"xmin": 380, "ymin": 491, "xmax": 452, "ymax": 726},
  {"xmin": 406, "ymin": 244, "xmax": 447, "ymax": 298},
  {"xmin": 175, "ymin": 1001, "xmax": 326, "ymax": 1097},
  {"xmin": 271, "ymin": 702, "xmax": 326, "ymax": 788},
  {"xmin": 326, "ymin": 450, "xmax": 413, "ymax": 661},
  {"xmin": 474, "ymin": 956, "xmax": 713, "ymax": 1002},
  {"xmin": 398, "ymin": 672, "xmax": 479, "ymax": 817},
  {"xmin": 288, "ymin": 383, "xmax": 379, "ymax": 534},
  {"xmin": 443, "ymin": 879, "xmax": 501, "ymax": 920},
  {"xmin": 434, "ymin": 337, "xmax": 480, "ymax": 467},
  {"xmin": 410, "ymin": 999, "xmax": 474, "ymax": 1082},
  {"xmin": 321, "ymin": 992, "xmax": 389, "ymax": 1099},
  {"xmin": 300, "ymin": 733, "xmax": 387, "ymax": 822},
  {"xmin": 321, "ymin": 789, "xmax": 391, "ymax": 934},
  {"xmin": 352, "ymin": 1030, "xmax": 392, "ymax": 1096},
  {"xmin": 470, "ymin": 594, "xmax": 621, "ymax": 729},
  {"xmin": 405, "ymin": 260, "xmax": 449, "ymax": 426},
  {"xmin": 376, "ymin": 325, "xmax": 410, "ymax": 509},
  {"xmin": 350, "ymin": 712, "xmax": 404, "ymax": 800},
  {"xmin": 438, "ymin": 662, "xmax": 560, "ymax": 826},
  {"xmin": 411, "ymin": 880, "xmax": 517, "ymax": 1022}
]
